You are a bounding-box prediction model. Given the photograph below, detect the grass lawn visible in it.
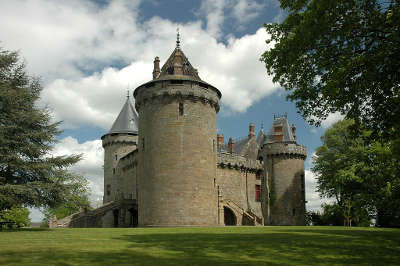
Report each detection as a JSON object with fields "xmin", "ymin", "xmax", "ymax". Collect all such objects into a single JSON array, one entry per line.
[{"xmin": 0, "ymin": 226, "xmax": 399, "ymax": 265}]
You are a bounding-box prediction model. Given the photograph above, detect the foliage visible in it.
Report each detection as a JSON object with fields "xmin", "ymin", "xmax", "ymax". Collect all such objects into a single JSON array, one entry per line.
[
  {"xmin": 313, "ymin": 119, "xmax": 399, "ymax": 227},
  {"xmin": 261, "ymin": 0, "xmax": 400, "ymax": 145},
  {"xmin": 0, "ymin": 206, "xmax": 30, "ymax": 228},
  {"xmin": 42, "ymin": 192, "xmax": 91, "ymax": 223},
  {"xmin": 0, "ymin": 48, "xmax": 89, "ymax": 212},
  {"xmin": 0, "ymin": 227, "xmax": 399, "ymax": 265}
]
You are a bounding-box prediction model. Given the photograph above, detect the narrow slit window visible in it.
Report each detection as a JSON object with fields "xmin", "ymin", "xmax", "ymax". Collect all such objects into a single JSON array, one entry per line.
[
  {"xmin": 115, "ymin": 154, "xmax": 118, "ymax": 160},
  {"xmin": 255, "ymin": 185, "xmax": 261, "ymax": 202},
  {"xmin": 179, "ymin": 102, "xmax": 184, "ymax": 116},
  {"xmin": 113, "ymin": 168, "xmax": 115, "ymax": 175},
  {"xmin": 106, "ymin": 184, "xmax": 111, "ymax": 196},
  {"xmin": 292, "ymin": 208, "xmax": 296, "ymax": 216},
  {"xmin": 142, "ymin": 138, "xmax": 145, "ymax": 151}
]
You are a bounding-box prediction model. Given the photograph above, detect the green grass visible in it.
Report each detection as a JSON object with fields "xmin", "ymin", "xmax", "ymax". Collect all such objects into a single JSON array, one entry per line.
[{"xmin": 0, "ymin": 226, "xmax": 399, "ymax": 265}]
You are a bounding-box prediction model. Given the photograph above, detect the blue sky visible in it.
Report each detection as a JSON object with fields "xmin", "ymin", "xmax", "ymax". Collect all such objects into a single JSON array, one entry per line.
[{"xmin": 1, "ymin": 0, "xmax": 340, "ymax": 221}]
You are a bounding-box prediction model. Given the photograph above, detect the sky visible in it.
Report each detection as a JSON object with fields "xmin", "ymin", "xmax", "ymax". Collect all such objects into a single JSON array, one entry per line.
[{"xmin": 1, "ymin": 0, "xmax": 341, "ymax": 222}]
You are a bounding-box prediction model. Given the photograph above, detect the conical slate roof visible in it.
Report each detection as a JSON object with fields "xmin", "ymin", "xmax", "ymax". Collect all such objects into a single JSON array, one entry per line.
[{"xmin": 108, "ymin": 97, "xmax": 139, "ymax": 135}]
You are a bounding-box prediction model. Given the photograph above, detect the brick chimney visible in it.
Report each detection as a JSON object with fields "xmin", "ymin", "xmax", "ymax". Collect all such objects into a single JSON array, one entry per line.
[
  {"xmin": 248, "ymin": 123, "xmax": 255, "ymax": 139},
  {"xmin": 228, "ymin": 137, "xmax": 234, "ymax": 154},
  {"xmin": 152, "ymin": 56, "xmax": 160, "ymax": 79},
  {"xmin": 273, "ymin": 124, "xmax": 283, "ymax": 142},
  {"xmin": 217, "ymin": 134, "xmax": 224, "ymax": 149},
  {"xmin": 291, "ymin": 124, "xmax": 297, "ymax": 142}
]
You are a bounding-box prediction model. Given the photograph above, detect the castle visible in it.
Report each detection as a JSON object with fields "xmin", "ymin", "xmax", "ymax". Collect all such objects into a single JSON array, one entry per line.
[{"xmin": 65, "ymin": 37, "xmax": 307, "ymax": 228}]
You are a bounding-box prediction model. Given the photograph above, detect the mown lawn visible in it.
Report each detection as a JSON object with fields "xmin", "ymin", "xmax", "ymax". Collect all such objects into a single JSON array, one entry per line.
[{"xmin": 0, "ymin": 226, "xmax": 399, "ymax": 265}]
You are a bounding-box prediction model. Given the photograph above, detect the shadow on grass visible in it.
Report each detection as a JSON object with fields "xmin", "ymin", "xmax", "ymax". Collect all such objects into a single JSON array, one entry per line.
[{"xmin": 0, "ymin": 227, "xmax": 399, "ymax": 265}]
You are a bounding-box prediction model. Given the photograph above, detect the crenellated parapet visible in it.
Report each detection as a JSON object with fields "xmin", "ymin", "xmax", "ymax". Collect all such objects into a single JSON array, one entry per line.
[
  {"xmin": 217, "ymin": 151, "xmax": 263, "ymax": 171},
  {"xmin": 134, "ymin": 76, "xmax": 221, "ymax": 113},
  {"xmin": 262, "ymin": 141, "xmax": 306, "ymax": 159}
]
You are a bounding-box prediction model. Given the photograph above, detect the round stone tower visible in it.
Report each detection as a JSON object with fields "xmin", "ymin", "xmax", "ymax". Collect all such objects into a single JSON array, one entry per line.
[
  {"xmin": 102, "ymin": 96, "xmax": 139, "ymax": 204},
  {"xmin": 133, "ymin": 36, "xmax": 221, "ymax": 226},
  {"xmin": 259, "ymin": 115, "xmax": 307, "ymax": 225}
]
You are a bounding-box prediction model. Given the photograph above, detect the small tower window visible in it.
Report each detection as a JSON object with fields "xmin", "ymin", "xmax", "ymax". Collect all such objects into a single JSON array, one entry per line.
[
  {"xmin": 106, "ymin": 184, "xmax": 111, "ymax": 196},
  {"xmin": 255, "ymin": 185, "xmax": 261, "ymax": 202},
  {"xmin": 142, "ymin": 138, "xmax": 145, "ymax": 151},
  {"xmin": 292, "ymin": 208, "xmax": 296, "ymax": 216},
  {"xmin": 115, "ymin": 154, "xmax": 118, "ymax": 160},
  {"xmin": 179, "ymin": 102, "xmax": 184, "ymax": 116},
  {"xmin": 113, "ymin": 168, "xmax": 115, "ymax": 175}
]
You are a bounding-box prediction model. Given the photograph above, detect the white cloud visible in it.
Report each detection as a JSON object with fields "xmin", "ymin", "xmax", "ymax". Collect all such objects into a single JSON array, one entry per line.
[
  {"xmin": 232, "ymin": 0, "xmax": 266, "ymax": 25},
  {"xmin": 321, "ymin": 112, "xmax": 344, "ymax": 128},
  {"xmin": 0, "ymin": 0, "xmax": 278, "ymax": 130},
  {"xmin": 52, "ymin": 137, "xmax": 104, "ymax": 204},
  {"xmin": 305, "ymin": 169, "xmax": 334, "ymax": 212}
]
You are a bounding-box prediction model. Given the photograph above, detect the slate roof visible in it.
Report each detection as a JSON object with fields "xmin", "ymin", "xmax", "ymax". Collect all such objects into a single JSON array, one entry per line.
[
  {"xmin": 108, "ymin": 97, "xmax": 139, "ymax": 135},
  {"xmin": 263, "ymin": 116, "xmax": 295, "ymax": 144},
  {"xmin": 158, "ymin": 46, "xmax": 202, "ymax": 81}
]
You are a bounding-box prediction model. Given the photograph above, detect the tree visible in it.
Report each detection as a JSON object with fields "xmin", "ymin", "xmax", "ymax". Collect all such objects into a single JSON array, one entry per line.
[
  {"xmin": 313, "ymin": 119, "xmax": 399, "ymax": 227},
  {"xmin": 42, "ymin": 192, "xmax": 91, "ymax": 222},
  {"xmin": 0, "ymin": 206, "xmax": 30, "ymax": 228},
  {"xmin": 0, "ymin": 48, "xmax": 89, "ymax": 212},
  {"xmin": 261, "ymin": 0, "xmax": 400, "ymax": 144}
]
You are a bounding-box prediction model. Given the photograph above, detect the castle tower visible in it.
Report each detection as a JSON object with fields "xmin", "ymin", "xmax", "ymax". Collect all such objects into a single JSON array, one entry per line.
[
  {"xmin": 102, "ymin": 96, "xmax": 139, "ymax": 204},
  {"xmin": 133, "ymin": 35, "xmax": 221, "ymax": 226},
  {"xmin": 259, "ymin": 115, "xmax": 306, "ymax": 225}
]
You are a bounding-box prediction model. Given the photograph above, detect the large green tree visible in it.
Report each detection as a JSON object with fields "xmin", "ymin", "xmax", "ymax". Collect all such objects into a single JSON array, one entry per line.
[
  {"xmin": 313, "ymin": 119, "xmax": 399, "ymax": 226},
  {"xmin": 261, "ymin": 0, "xmax": 400, "ymax": 143},
  {"xmin": 0, "ymin": 48, "xmax": 89, "ymax": 212}
]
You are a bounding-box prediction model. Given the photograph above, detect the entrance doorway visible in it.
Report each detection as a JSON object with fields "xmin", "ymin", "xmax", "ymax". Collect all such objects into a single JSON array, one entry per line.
[
  {"xmin": 224, "ymin": 207, "xmax": 237, "ymax": 226},
  {"xmin": 113, "ymin": 209, "xmax": 119, "ymax": 227}
]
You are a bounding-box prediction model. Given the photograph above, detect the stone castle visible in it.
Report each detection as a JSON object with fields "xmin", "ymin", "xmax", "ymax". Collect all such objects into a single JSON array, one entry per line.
[{"xmin": 63, "ymin": 37, "xmax": 307, "ymax": 228}]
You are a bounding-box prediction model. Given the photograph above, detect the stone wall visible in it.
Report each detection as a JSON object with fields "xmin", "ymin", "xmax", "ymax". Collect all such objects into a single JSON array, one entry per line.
[
  {"xmin": 216, "ymin": 152, "xmax": 263, "ymax": 224},
  {"xmin": 135, "ymin": 80, "xmax": 220, "ymax": 226},
  {"xmin": 102, "ymin": 134, "xmax": 137, "ymax": 204},
  {"xmin": 261, "ymin": 141, "xmax": 306, "ymax": 225}
]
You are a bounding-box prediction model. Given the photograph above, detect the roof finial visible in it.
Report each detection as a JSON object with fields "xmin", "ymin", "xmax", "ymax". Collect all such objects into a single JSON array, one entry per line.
[
  {"xmin": 176, "ymin": 27, "xmax": 180, "ymax": 49},
  {"xmin": 127, "ymin": 84, "xmax": 130, "ymax": 99},
  {"xmin": 261, "ymin": 121, "xmax": 264, "ymax": 130}
]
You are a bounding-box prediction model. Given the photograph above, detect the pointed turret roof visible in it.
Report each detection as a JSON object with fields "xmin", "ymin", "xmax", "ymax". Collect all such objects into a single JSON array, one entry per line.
[
  {"xmin": 158, "ymin": 47, "xmax": 202, "ymax": 80},
  {"xmin": 108, "ymin": 96, "xmax": 139, "ymax": 135}
]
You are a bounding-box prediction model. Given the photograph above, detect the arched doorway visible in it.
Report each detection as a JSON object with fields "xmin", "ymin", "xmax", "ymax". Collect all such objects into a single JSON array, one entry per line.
[
  {"xmin": 113, "ymin": 209, "xmax": 119, "ymax": 227},
  {"xmin": 129, "ymin": 208, "xmax": 138, "ymax": 227},
  {"xmin": 224, "ymin": 206, "xmax": 237, "ymax": 226}
]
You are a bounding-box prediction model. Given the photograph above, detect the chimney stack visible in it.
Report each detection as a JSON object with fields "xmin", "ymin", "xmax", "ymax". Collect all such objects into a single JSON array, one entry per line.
[
  {"xmin": 248, "ymin": 123, "xmax": 255, "ymax": 139},
  {"xmin": 217, "ymin": 134, "xmax": 224, "ymax": 149},
  {"xmin": 153, "ymin": 56, "xmax": 160, "ymax": 79},
  {"xmin": 291, "ymin": 124, "xmax": 297, "ymax": 142},
  {"xmin": 228, "ymin": 137, "xmax": 234, "ymax": 154}
]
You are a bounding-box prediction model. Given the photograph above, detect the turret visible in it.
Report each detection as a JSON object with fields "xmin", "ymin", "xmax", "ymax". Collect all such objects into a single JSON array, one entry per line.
[
  {"xmin": 133, "ymin": 33, "xmax": 221, "ymax": 226},
  {"xmin": 102, "ymin": 95, "xmax": 139, "ymax": 204},
  {"xmin": 259, "ymin": 115, "xmax": 306, "ymax": 225}
]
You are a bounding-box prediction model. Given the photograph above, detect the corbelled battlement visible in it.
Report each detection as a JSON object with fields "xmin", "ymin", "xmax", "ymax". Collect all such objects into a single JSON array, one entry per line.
[
  {"xmin": 134, "ymin": 78, "xmax": 220, "ymax": 112},
  {"xmin": 262, "ymin": 141, "xmax": 306, "ymax": 159},
  {"xmin": 217, "ymin": 151, "xmax": 262, "ymax": 171},
  {"xmin": 102, "ymin": 134, "xmax": 138, "ymax": 148}
]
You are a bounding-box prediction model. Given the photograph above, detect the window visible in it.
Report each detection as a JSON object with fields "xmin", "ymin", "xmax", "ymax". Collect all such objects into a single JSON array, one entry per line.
[
  {"xmin": 213, "ymin": 139, "xmax": 215, "ymax": 152},
  {"xmin": 179, "ymin": 102, "xmax": 184, "ymax": 116},
  {"xmin": 113, "ymin": 168, "xmax": 115, "ymax": 175},
  {"xmin": 292, "ymin": 208, "xmax": 296, "ymax": 216},
  {"xmin": 142, "ymin": 138, "xmax": 145, "ymax": 151},
  {"xmin": 115, "ymin": 154, "xmax": 118, "ymax": 160},
  {"xmin": 256, "ymin": 171, "xmax": 262, "ymax": 180},
  {"xmin": 255, "ymin": 185, "xmax": 261, "ymax": 202},
  {"xmin": 106, "ymin": 184, "xmax": 111, "ymax": 196}
]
